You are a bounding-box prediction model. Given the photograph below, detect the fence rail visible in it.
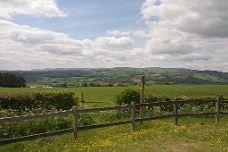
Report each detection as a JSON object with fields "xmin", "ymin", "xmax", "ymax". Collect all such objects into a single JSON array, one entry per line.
[
  {"xmin": 0, "ymin": 110, "xmax": 72, "ymax": 123},
  {"xmin": 1, "ymin": 98, "xmax": 228, "ymax": 145}
]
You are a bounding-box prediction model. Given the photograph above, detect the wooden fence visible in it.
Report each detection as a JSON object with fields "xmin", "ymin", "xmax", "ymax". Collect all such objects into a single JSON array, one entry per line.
[{"xmin": 1, "ymin": 98, "xmax": 228, "ymax": 145}]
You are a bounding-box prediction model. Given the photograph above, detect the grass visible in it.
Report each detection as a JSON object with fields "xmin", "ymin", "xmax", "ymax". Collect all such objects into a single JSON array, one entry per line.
[
  {"xmin": 1, "ymin": 117, "xmax": 228, "ymax": 152},
  {"xmin": 1, "ymin": 85, "xmax": 228, "ymax": 151},
  {"xmin": 1, "ymin": 85, "xmax": 228, "ymax": 108}
]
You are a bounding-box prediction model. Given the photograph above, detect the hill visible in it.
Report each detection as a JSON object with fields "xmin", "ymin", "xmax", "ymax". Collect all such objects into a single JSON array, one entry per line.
[{"xmin": 1, "ymin": 67, "xmax": 228, "ymax": 85}]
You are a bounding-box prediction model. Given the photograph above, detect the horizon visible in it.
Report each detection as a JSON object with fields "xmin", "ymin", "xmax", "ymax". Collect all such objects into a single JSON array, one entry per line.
[
  {"xmin": 0, "ymin": 66, "xmax": 227, "ymax": 73},
  {"xmin": 1, "ymin": 0, "xmax": 228, "ymax": 72}
]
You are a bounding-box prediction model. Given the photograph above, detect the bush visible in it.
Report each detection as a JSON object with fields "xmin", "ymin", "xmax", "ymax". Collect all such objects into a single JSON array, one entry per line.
[
  {"xmin": 78, "ymin": 114, "xmax": 95, "ymax": 125},
  {"xmin": 115, "ymin": 89, "xmax": 140, "ymax": 105},
  {"xmin": 99, "ymin": 110, "xmax": 130, "ymax": 122},
  {"xmin": 0, "ymin": 92, "xmax": 38, "ymax": 112},
  {"xmin": 0, "ymin": 91, "xmax": 78, "ymax": 112},
  {"xmin": 36, "ymin": 91, "xmax": 77, "ymax": 110}
]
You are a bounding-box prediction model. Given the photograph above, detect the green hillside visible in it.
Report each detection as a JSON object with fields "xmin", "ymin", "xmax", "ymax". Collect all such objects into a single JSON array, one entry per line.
[{"xmin": 1, "ymin": 67, "xmax": 228, "ymax": 86}]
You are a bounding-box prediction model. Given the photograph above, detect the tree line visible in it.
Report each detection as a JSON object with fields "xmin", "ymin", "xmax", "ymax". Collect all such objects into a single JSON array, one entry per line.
[{"xmin": 0, "ymin": 72, "xmax": 26, "ymax": 87}]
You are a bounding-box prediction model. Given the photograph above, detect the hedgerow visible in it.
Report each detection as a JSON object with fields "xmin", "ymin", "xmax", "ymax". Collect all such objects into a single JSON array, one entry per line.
[{"xmin": 0, "ymin": 91, "xmax": 78, "ymax": 112}]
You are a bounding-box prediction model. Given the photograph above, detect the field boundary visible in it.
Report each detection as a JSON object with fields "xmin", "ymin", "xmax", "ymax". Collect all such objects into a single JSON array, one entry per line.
[{"xmin": 1, "ymin": 98, "xmax": 228, "ymax": 145}]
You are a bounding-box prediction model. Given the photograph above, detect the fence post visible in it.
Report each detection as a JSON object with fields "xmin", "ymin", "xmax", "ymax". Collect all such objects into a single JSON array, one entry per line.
[
  {"xmin": 131, "ymin": 102, "xmax": 136, "ymax": 132},
  {"xmin": 73, "ymin": 106, "xmax": 78, "ymax": 140},
  {"xmin": 81, "ymin": 91, "xmax": 85, "ymax": 108},
  {"xmin": 173, "ymin": 98, "xmax": 178, "ymax": 126},
  {"xmin": 139, "ymin": 76, "xmax": 145, "ymax": 124},
  {"xmin": 215, "ymin": 97, "xmax": 220, "ymax": 123}
]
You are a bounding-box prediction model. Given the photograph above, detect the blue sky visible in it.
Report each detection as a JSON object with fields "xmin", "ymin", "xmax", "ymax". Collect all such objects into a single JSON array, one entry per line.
[
  {"xmin": 13, "ymin": 1, "xmax": 145, "ymax": 39},
  {"xmin": 0, "ymin": 0, "xmax": 228, "ymax": 72}
]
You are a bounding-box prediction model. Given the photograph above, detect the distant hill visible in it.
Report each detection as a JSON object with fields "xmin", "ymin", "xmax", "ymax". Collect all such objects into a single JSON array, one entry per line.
[{"xmin": 1, "ymin": 67, "xmax": 228, "ymax": 85}]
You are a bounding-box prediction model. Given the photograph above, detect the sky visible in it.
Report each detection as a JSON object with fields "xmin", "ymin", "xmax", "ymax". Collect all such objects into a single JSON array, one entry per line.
[{"xmin": 0, "ymin": 0, "xmax": 228, "ymax": 72}]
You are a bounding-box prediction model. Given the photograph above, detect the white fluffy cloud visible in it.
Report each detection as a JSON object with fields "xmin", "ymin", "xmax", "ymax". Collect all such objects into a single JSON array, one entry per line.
[
  {"xmin": 0, "ymin": 0, "xmax": 66, "ymax": 19},
  {"xmin": 0, "ymin": 20, "xmax": 82, "ymax": 54},
  {"xmin": 106, "ymin": 30, "xmax": 130, "ymax": 36},
  {"xmin": 138, "ymin": 0, "xmax": 228, "ymax": 71},
  {"xmin": 95, "ymin": 37, "xmax": 134, "ymax": 48},
  {"xmin": 0, "ymin": 20, "xmax": 139, "ymax": 70},
  {"xmin": 1, "ymin": 0, "xmax": 228, "ymax": 72},
  {"xmin": 141, "ymin": 0, "xmax": 228, "ymax": 38}
]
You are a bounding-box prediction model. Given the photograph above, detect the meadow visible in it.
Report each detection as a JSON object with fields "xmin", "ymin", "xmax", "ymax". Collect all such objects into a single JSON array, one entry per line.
[
  {"xmin": 1, "ymin": 85, "xmax": 228, "ymax": 151},
  {"xmin": 1, "ymin": 117, "xmax": 228, "ymax": 152},
  {"xmin": 1, "ymin": 85, "xmax": 228, "ymax": 107}
]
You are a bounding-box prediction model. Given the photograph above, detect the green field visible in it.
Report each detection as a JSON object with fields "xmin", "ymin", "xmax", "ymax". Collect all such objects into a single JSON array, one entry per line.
[
  {"xmin": 1, "ymin": 85, "xmax": 228, "ymax": 108},
  {"xmin": 1, "ymin": 85, "xmax": 228, "ymax": 151},
  {"xmin": 1, "ymin": 117, "xmax": 228, "ymax": 152}
]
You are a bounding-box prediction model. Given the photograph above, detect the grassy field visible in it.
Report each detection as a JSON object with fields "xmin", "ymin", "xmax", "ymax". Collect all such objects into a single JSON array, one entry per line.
[
  {"xmin": 1, "ymin": 85, "xmax": 228, "ymax": 107},
  {"xmin": 1, "ymin": 85, "xmax": 228, "ymax": 151},
  {"xmin": 1, "ymin": 117, "xmax": 228, "ymax": 152}
]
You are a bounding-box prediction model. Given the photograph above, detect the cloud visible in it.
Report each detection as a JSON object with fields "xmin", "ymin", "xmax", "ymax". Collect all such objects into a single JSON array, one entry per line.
[
  {"xmin": 0, "ymin": 20, "xmax": 86, "ymax": 70},
  {"xmin": 136, "ymin": 0, "xmax": 228, "ymax": 72},
  {"xmin": 95, "ymin": 37, "xmax": 134, "ymax": 48},
  {"xmin": 106, "ymin": 30, "xmax": 130, "ymax": 36},
  {"xmin": 0, "ymin": 20, "xmax": 139, "ymax": 70},
  {"xmin": 0, "ymin": 0, "xmax": 228, "ymax": 72},
  {"xmin": 145, "ymin": 38, "xmax": 195, "ymax": 55},
  {"xmin": 0, "ymin": 0, "xmax": 66, "ymax": 19},
  {"xmin": 0, "ymin": 20, "xmax": 82, "ymax": 55},
  {"xmin": 141, "ymin": 0, "xmax": 228, "ymax": 38}
]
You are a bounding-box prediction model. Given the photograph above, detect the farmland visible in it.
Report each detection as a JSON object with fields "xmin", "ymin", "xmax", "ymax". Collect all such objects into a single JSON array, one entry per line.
[
  {"xmin": 1, "ymin": 85, "xmax": 228, "ymax": 151},
  {"xmin": 0, "ymin": 85, "xmax": 228, "ymax": 107}
]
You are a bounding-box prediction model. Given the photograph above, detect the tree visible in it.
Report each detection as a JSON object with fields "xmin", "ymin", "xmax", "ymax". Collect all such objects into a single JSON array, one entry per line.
[
  {"xmin": 81, "ymin": 82, "xmax": 88, "ymax": 87},
  {"xmin": 88, "ymin": 82, "xmax": 97, "ymax": 87},
  {"xmin": 62, "ymin": 82, "xmax": 68, "ymax": 87},
  {"xmin": 0, "ymin": 72, "xmax": 26, "ymax": 87}
]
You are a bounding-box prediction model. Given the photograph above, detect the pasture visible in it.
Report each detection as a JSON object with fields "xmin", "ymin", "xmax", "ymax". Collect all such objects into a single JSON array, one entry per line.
[
  {"xmin": 0, "ymin": 85, "xmax": 228, "ymax": 107},
  {"xmin": 1, "ymin": 85, "xmax": 228, "ymax": 151}
]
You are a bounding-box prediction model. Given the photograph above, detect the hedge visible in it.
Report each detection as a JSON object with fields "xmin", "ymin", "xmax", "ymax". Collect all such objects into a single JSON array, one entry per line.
[{"xmin": 0, "ymin": 91, "xmax": 77, "ymax": 111}]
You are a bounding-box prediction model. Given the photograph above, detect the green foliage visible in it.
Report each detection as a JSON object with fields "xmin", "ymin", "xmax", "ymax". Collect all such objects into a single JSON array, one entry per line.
[
  {"xmin": 144, "ymin": 93, "xmax": 173, "ymax": 112},
  {"xmin": 115, "ymin": 89, "xmax": 140, "ymax": 105},
  {"xmin": 0, "ymin": 92, "xmax": 38, "ymax": 112},
  {"xmin": 0, "ymin": 72, "xmax": 26, "ymax": 88},
  {"xmin": 160, "ymin": 81, "xmax": 172, "ymax": 85},
  {"xmin": 0, "ymin": 91, "xmax": 77, "ymax": 112},
  {"xmin": 99, "ymin": 110, "xmax": 130, "ymax": 123},
  {"xmin": 0, "ymin": 108, "xmax": 72, "ymax": 139},
  {"xmin": 78, "ymin": 114, "xmax": 95, "ymax": 126},
  {"xmin": 88, "ymin": 82, "xmax": 97, "ymax": 87},
  {"xmin": 36, "ymin": 91, "xmax": 77, "ymax": 110},
  {"xmin": 144, "ymin": 93, "xmax": 224, "ymax": 114},
  {"xmin": 81, "ymin": 82, "xmax": 88, "ymax": 87}
]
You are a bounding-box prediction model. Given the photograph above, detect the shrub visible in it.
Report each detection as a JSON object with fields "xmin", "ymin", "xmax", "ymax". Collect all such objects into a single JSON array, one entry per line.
[
  {"xmin": 36, "ymin": 91, "xmax": 77, "ymax": 110},
  {"xmin": 99, "ymin": 110, "xmax": 130, "ymax": 122},
  {"xmin": 78, "ymin": 114, "xmax": 95, "ymax": 125},
  {"xmin": 0, "ymin": 91, "xmax": 78, "ymax": 112},
  {"xmin": 0, "ymin": 92, "xmax": 38, "ymax": 112},
  {"xmin": 115, "ymin": 89, "xmax": 140, "ymax": 105}
]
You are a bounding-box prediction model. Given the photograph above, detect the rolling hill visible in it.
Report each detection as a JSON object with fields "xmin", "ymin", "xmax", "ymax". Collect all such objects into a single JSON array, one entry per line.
[{"xmin": 1, "ymin": 67, "xmax": 228, "ymax": 85}]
